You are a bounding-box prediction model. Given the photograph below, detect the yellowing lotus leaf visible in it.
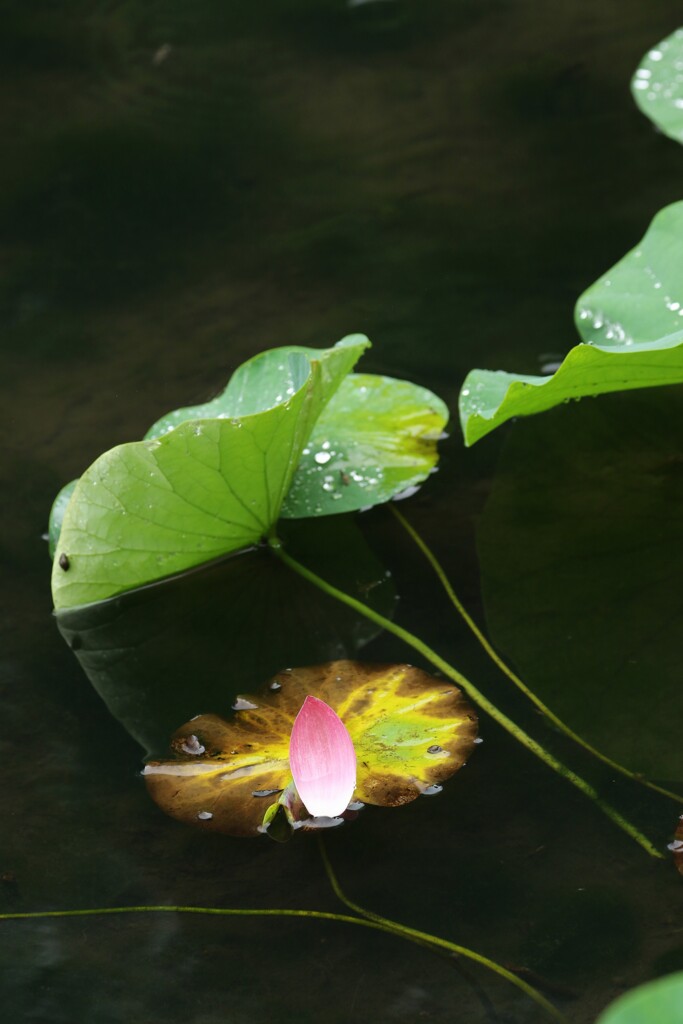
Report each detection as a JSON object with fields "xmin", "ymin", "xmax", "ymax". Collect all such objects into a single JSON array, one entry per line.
[{"xmin": 144, "ymin": 660, "xmax": 478, "ymax": 837}]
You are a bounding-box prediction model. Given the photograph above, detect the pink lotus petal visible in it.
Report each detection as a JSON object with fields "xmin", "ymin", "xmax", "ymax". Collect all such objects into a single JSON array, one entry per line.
[{"xmin": 289, "ymin": 696, "xmax": 357, "ymax": 818}]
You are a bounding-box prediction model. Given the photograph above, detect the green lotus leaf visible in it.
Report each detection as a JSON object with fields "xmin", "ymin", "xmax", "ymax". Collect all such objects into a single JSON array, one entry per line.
[
  {"xmin": 51, "ymin": 337, "xmax": 367, "ymax": 609},
  {"xmin": 50, "ymin": 336, "xmax": 448, "ymax": 606},
  {"xmin": 281, "ymin": 373, "xmax": 448, "ymax": 518},
  {"xmin": 144, "ymin": 660, "xmax": 478, "ymax": 837},
  {"xmin": 632, "ymin": 29, "xmax": 683, "ymax": 145},
  {"xmin": 459, "ymin": 202, "xmax": 683, "ymax": 445},
  {"xmin": 596, "ymin": 972, "xmax": 683, "ymax": 1024}
]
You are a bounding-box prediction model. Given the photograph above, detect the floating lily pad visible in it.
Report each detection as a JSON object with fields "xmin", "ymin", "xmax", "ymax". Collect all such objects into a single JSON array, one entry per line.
[
  {"xmin": 144, "ymin": 660, "xmax": 478, "ymax": 837},
  {"xmin": 459, "ymin": 202, "xmax": 683, "ymax": 445},
  {"xmin": 632, "ymin": 29, "xmax": 683, "ymax": 146},
  {"xmin": 596, "ymin": 972, "xmax": 683, "ymax": 1024}
]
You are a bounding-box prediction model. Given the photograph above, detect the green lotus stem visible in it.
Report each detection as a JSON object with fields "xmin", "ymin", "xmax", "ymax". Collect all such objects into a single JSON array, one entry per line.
[
  {"xmin": 317, "ymin": 838, "xmax": 566, "ymax": 1022},
  {"xmin": 269, "ymin": 537, "xmax": 664, "ymax": 860},
  {"xmin": 0, "ymin": 905, "xmax": 497, "ymax": 954},
  {"xmin": 390, "ymin": 505, "xmax": 683, "ymax": 807},
  {"xmin": 0, "ymin": 891, "xmax": 565, "ymax": 1022}
]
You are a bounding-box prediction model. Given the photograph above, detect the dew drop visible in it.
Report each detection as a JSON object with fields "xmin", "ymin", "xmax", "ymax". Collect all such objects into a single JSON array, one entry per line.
[
  {"xmin": 181, "ymin": 734, "xmax": 205, "ymax": 756},
  {"xmin": 232, "ymin": 697, "xmax": 259, "ymax": 711}
]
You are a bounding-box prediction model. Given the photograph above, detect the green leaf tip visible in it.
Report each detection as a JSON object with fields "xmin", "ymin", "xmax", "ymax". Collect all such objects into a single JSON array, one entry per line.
[
  {"xmin": 632, "ymin": 28, "xmax": 683, "ymax": 145},
  {"xmin": 459, "ymin": 201, "xmax": 683, "ymax": 445},
  {"xmin": 596, "ymin": 972, "xmax": 683, "ymax": 1024}
]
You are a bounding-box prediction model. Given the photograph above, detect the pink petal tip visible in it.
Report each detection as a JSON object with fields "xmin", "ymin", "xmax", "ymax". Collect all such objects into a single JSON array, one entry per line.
[{"xmin": 289, "ymin": 696, "xmax": 357, "ymax": 818}]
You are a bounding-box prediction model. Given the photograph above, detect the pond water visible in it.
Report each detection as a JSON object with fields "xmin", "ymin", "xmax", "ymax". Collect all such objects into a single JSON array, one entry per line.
[{"xmin": 2, "ymin": 2, "xmax": 683, "ymax": 1022}]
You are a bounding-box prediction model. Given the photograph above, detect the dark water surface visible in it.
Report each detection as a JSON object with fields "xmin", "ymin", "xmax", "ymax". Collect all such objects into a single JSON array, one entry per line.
[{"xmin": 2, "ymin": 2, "xmax": 683, "ymax": 1022}]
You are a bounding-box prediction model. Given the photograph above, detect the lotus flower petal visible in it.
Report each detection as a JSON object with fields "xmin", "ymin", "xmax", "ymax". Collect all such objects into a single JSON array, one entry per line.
[{"xmin": 289, "ymin": 696, "xmax": 356, "ymax": 818}]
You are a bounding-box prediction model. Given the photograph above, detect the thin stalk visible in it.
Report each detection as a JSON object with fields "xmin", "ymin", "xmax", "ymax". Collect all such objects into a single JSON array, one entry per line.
[
  {"xmin": 317, "ymin": 838, "xmax": 566, "ymax": 1023},
  {"xmin": 269, "ymin": 538, "xmax": 663, "ymax": 860},
  {"xmin": 0, "ymin": 897, "xmax": 564, "ymax": 1022},
  {"xmin": 391, "ymin": 505, "xmax": 683, "ymax": 807}
]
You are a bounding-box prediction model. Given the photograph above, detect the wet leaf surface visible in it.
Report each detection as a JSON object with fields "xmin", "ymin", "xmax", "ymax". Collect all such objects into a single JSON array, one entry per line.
[
  {"xmin": 144, "ymin": 660, "xmax": 477, "ymax": 836},
  {"xmin": 51, "ymin": 337, "xmax": 367, "ymax": 608},
  {"xmin": 459, "ymin": 202, "xmax": 683, "ymax": 445},
  {"xmin": 632, "ymin": 28, "xmax": 683, "ymax": 146},
  {"xmin": 50, "ymin": 337, "xmax": 447, "ymax": 606},
  {"xmin": 281, "ymin": 373, "xmax": 448, "ymax": 517}
]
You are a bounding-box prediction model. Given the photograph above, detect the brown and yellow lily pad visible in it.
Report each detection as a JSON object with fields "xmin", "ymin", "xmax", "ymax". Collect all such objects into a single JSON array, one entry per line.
[{"xmin": 144, "ymin": 660, "xmax": 478, "ymax": 837}]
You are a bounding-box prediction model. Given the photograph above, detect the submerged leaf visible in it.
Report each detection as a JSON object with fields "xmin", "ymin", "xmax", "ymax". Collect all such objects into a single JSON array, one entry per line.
[
  {"xmin": 459, "ymin": 202, "xmax": 683, "ymax": 445},
  {"xmin": 632, "ymin": 29, "xmax": 683, "ymax": 146},
  {"xmin": 144, "ymin": 661, "xmax": 478, "ymax": 836},
  {"xmin": 478, "ymin": 391, "xmax": 683, "ymax": 782}
]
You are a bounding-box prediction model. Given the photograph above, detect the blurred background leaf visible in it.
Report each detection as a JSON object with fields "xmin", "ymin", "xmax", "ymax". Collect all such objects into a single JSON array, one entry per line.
[{"xmin": 477, "ymin": 388, "xmax": 683, "ymax": 782}]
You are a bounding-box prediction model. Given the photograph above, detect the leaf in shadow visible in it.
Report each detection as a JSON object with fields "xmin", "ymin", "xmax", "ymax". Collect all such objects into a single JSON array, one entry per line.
[
  {"xmin": 477, "ymin": 390, "xmax": 683, "ymax": 782},
  {"xmin": 55, "ymin": 517, "xmax": 395, "ymax": 757}
]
